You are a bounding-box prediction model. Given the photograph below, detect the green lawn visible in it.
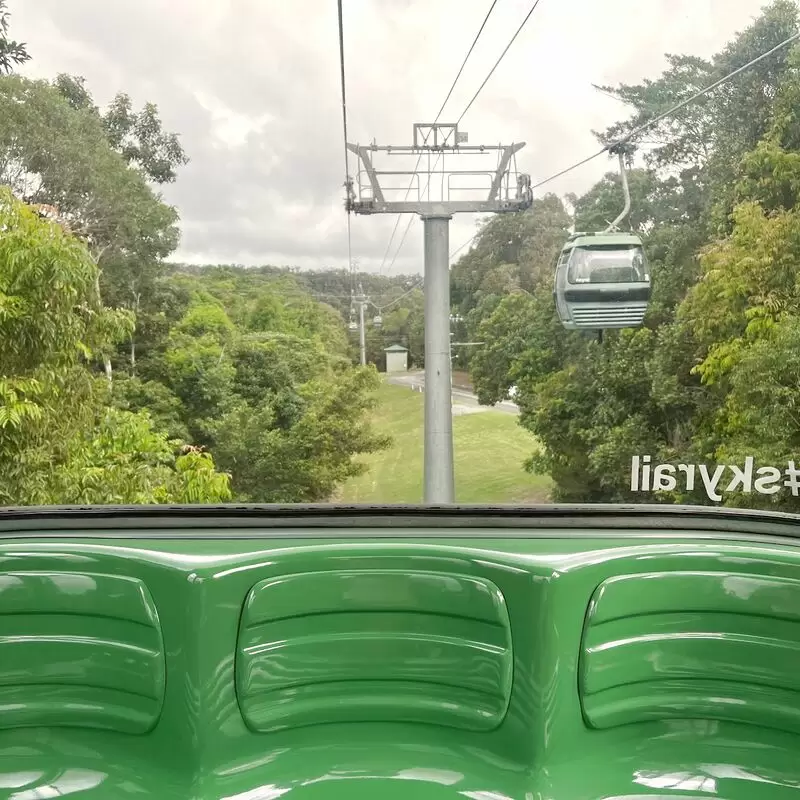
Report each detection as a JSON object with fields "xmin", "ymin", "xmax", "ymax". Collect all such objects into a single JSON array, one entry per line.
[{"xmin": 341, "ymin": 381, "xmax": 551, "ymax": 504}]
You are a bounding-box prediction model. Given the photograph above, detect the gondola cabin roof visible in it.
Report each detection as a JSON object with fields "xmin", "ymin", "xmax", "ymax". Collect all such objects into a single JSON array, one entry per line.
[{"xmin": 562, "ymin": 231, "xmax": 643, "ymax": 250}]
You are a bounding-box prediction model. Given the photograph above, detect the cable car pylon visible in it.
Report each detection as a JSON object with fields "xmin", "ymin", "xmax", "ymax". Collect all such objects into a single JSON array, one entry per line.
[{"xmin": 347, "ymin": 122, "xmax": 532, "ymax": 503}]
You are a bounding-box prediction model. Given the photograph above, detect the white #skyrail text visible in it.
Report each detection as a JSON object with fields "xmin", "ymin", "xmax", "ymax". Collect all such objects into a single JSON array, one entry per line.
[{"xmin": 630, "ymin": 456, "xmax": 800, "ymax": 502}]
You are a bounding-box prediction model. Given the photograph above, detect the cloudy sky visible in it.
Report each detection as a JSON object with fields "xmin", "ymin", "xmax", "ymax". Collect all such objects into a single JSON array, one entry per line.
[{"xmin": 13, "ymin": 0, "xmax": 769, "ymax": 274}]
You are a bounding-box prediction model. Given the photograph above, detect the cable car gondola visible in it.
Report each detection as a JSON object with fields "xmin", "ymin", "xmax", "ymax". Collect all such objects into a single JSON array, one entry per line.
[
  {"xmin": 373, "ymin": 314, "xmax": 383, "ymax": 328},
  {"xmin": 554, "ymin": 231, "xmax": 650, "ymax": 330},
  {"xmin": 554, "ymin": 146, "xmax": 651, "ymax": 331}
]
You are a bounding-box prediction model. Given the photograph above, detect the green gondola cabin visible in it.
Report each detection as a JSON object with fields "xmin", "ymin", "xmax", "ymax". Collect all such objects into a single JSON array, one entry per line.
[{"xmin": 553, "ymin": 230, "xmax": 651, "ymax": 330}]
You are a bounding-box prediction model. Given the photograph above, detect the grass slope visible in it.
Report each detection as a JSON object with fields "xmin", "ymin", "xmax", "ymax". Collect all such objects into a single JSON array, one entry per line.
[{"xmin": 341, "ymin": 381, "xmax": 551, "ymax": 504}]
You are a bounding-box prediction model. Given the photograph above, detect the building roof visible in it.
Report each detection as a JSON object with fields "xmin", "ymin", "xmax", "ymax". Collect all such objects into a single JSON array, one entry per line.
[{"xmin": 383, "ymin": 344, "xmax": 409, "ymax": 352}]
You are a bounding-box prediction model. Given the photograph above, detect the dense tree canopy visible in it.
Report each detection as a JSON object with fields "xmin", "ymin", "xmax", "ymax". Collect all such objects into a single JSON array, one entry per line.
[
  {"xmin": 0, "ymin": 74, "xmax": 181, "ymax": 320},
  {"xmin": 0, "ymin": 17, "xmax": 391, "ymax": 506},
  {"xmin": 461, "ymin": 0, "xmax": 800, "ymax": 511},
  {"xmin": 0, "ymin": 189, "xmax": 232, "ymax": 505},
  {"xmin": 107, "ymin": 266, "xmax": 390, "ymax": 503}
]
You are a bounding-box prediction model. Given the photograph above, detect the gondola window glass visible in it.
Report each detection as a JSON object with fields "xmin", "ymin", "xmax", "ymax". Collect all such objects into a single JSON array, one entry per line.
[{"xmin": 568, "ymin": 245, "xmax": 648, "ymax": 284}]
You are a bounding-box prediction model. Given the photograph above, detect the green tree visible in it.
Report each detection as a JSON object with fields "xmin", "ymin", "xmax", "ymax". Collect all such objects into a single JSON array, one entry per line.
[
  {"xmin": 43, "ymin": 408, "xmax": 231, "ymax": 505},
  {"xmin": 53, "ymin": 75, "xmax": 189, "ymax": 185},
  {"xmin": 596, "ymin": 1, "xmax": 798, "ymax": 172},
  {"xmin": 130, "ymin": 269, "xmax": 393, "ymax": 501},
  {"xmin": 101, "ymin": 91, "xmax": 189, "ymax": 184},
  {"xmin": 682, "ymin": 201, "xmax": 800, "ymax": 387},
  {"xmin": 0, "ymin": 73, "xmax": 181, "ymax": 376},
  {"xmin": 0, "ymin": 0, "xmax": 29, "ymax": 74},
  {"xmin": 715, "ymin": 318, "xmax": 800, "ymax": 510},
  {"xmin": 0, "ymin": 190, "xmax": 229, "ymax": 506},
  {"xmin": 470, "ymin": 290, "xmax": 568, "ymax": 405},
  {"xmin": 111, "ymin": 376, "xmax": 190, "ymax": 441},
  {"xmin": 467, "ymin": 1, "xmax": 800, "ymax": 507},
  {"xmin": 209, "ymin": 366, "xmax": 389, "ymax": 503},
  {"xmin": 451, "ymin": 195, "xmax": 570, "ymax": 318}
]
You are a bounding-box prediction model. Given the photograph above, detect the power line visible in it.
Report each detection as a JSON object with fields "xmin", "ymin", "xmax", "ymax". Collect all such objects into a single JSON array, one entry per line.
[
  {"xmin": 345, "ymin": 210, "xmax": 355, "ymax": 295},
  {"xmin": 378, "ymin": 215, "xmax": 404, "ymax": 276},
  {"xmin": 391, "ymin": 0, "xmax": 544, "ymax": 269},
  {"xmin": 531, "ymin": 149, "xmax": 606, "ymax": 191},
  {"xmin": 386, "ymin": 215, "xmax": 416, "ymax": 274},
  {"xmin": 336, "ymin": 0, "xmax": 355, "ymax": 292},
  {"xmin": 434, "ymin": 0, "xmax": 500, "ymax": 123},
  {"xmin": 531, "ymin": 28, "xmax": 800, "ymax": 192},
  {"xmin": 447, "ymin": 28, "xmax": 800, "ymax": 261},
  {"xmin": 457, "ymin": 0, "xmax": 544, "ymax": 123},
  {"xmin": 620, "ymin": 30, "xmax": 800, "ymax": 147},
  {"xmin": 373, "ymin": 279, "xmax": 425, "ymax": 312},
  {"xmin": 378, "ymin": 0, "xmax": 500, "ymax": 274},
  {"xmin": 449, "ymin": 233, "xmax": 476, "ymax": 260},
  {"xmin": 336, "ymin": 0, "xmax": 350, "ymax": 185}
]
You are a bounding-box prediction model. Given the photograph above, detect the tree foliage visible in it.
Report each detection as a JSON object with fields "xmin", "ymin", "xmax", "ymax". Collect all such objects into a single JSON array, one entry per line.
[
  {"xmin": 53, "ymin": 75, "xmax": 189, "ymax": 184},
  {"xmin": 0, "ymin": 74, "xmax": 181, "ymax": 323},
  {"xmin": 0, "ymin": 182, "xmax": 389, "ymax": 505},
  {"xmin": 105, "ymin": 266, "xmax": 392, "ymax": 503},
  {"xmin": 0, "ymin": 0, "xmax": 29, "ymax": 75},
  {"xmin": 43, "ymin": 409, "xmax": 232, "ymax": 505},
  {"xmin": 462, "ymin": 1, "xmax": 800, "ymax": 511},
  {"xmin": 0, "ymin": 34, "xmax": 394, "ymax": 509},
  {"xmin": 0, "ymin": 190, "xmax": 231, "ymax": 505}
]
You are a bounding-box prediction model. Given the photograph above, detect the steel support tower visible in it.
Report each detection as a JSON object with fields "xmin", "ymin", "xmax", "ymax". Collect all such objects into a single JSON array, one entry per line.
[{"xmin": 346, "ymin": 122, "xmax": 532, "ymax": 502}]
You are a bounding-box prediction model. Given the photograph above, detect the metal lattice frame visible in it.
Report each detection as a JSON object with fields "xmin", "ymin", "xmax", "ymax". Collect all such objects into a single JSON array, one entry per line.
[{"xmin": 345, "ymin": 123, "xmax": 532, "ymax": 216}]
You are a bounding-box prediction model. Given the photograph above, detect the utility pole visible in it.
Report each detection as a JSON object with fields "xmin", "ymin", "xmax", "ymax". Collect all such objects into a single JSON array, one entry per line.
[{"xmin": 346, "ymin": 123, "xmax": 531, "ymax": 502}]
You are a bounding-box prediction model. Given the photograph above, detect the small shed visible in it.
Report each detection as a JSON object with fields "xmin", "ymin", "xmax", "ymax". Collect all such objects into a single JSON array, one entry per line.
[{"xmin": 384, "ymin": 344, "xmax": 409, "ymax": 374}]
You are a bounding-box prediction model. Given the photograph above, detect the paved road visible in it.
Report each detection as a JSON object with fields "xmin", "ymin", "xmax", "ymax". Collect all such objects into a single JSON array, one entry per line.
[{"xmin": 387, "ymin": 371, "xmax": 519, "ymax": 416}]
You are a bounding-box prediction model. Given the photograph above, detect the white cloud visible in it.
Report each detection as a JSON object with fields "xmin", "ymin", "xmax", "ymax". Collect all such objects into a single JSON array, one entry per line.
[
  {"xmin": 10, "ymin": 0, "xmax": 771, "ymax": 273},
  {"xmin": 190, "ymin": 89, "xmax": 275, "ymax": 148}
]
